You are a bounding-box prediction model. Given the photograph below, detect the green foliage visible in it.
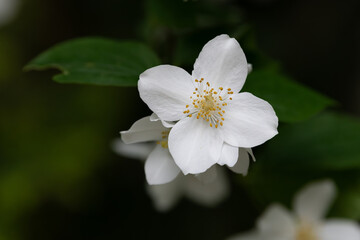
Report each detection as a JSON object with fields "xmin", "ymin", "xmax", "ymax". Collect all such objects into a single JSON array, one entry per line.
[
  {"xmin": 25, "ymin": 38, "xmax": 160, "ymax": 86},
  {"xmin": 242, "ymin": 112, "xmax": 360, "ymax": 219},
  {"xmin": 260, "ymin": 112, "xmax": 360, "ymax": 170},
  {"xmin": 243, "ymin": 70, "xmax": 335, "ymax": 123}
]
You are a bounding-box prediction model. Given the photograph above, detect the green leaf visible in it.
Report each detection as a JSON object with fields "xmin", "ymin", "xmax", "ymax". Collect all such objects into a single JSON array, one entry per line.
[
  {"xmin": 260, "ymin": 112, "xmax": 360, "ymax": 170},
  {"xmin": 240, "ymin": 112, "xmax": 360, "ymax": 219},
  {"xmin": 24, "ymin": 38, "xmax": 161, "ymax": 86},
  {"xmin": 243, "ymin": 70, "xmax": 335, "ymax": 122}
]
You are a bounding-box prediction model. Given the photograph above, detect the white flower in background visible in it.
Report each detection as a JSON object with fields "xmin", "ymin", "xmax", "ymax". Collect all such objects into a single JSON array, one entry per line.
[
  {"xmin": 112, "ymin": 139, "xmax": 232, "ymax": 211},
  {"xmin": 116, "ymin": 115, "xmax": 255, "ymax": 211},
  {"xmin": 120, "ymin": 115, "xmax": 254, "ymax": 185},
  {"xmin": 228, "ymin": 180, "xmax": 360, "ymax": 240},
  {"xmin": 120, "ymin": 116, "xmax": 180, "ymax": 185},
  {"xmin": 146, "ymin": 165, "xmax": 229, "ymax": 212},
  {"xmin": 117, "ymin": 115, "xmax": 255, "ymax": 185},
  {"xmin": 138, "ymin": 34, "xmax": 278, "ymax": 175},
  {"xmin": 0, "ymin": 0, "xmax": 20, "ymax": 27}
]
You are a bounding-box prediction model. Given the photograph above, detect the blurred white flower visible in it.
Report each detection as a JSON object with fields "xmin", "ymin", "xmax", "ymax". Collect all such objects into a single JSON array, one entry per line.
[
  {"xmin": 0, "ymin": 0, "xmax": 20, "ymax": 27},
  {"xmin": 112, "ymin": 138, "xmax": 234, "ymax": 211},
  {"xmin": 228, "ymin": 180, "xmax": 360, "ymax": 240},
  {"xmin": 120, "ymin": 116, "xmax": 180, "ymax": 185},
  {"xmin": 120, "ymin": 115, "xmax": 254, "ymax": 185},
  {"xmin": 138, "ymin": 34, "xmax": 278, "ymax": 175},
  {"xmin": 115, "ymin": 115, "xmax": 255, "ymax": 211}
]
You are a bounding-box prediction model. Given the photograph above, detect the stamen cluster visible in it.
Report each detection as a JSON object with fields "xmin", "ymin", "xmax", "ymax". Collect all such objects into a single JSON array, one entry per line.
[
  {"xmin": 157, "ymin": 130, "xmax": 170, "ymax": 148},
  {"xmin": 183, "ymin": 78, "xmax": 233, "ymax": 128},
  {"xmin": 295, "ymin": 222, "xmax": 319, "ymax": 240}
]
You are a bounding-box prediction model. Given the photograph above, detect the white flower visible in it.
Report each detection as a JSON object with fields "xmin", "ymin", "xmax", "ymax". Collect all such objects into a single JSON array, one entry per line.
[
  {"xmin": 116, "ymin": 115, "xmax": 254, "ymax": 211},
  {"xmin": 228, "ymin": 180, "xmax": 360, "ymax": 240},
  {"xmin": 145, "ymin": 165, "xmax": 230, "ymax": 212},
  {"xmin": 119, "ymin": 115, "xmax": 253, "ymax": 185},
  {"xmin": 112, "ymin": 139, "xmax": 232, "ymax": 212},
  {"xmin": 138, "ymin": 34, "xmax": 278, "ymax": 174},
  {"xmin": 120, "ymin": 116, "xmax": 180, "ymax": 185}
]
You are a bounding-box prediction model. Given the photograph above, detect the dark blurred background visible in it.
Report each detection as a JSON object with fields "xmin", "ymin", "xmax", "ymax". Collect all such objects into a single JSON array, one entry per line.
[{"xmin": 0, "ymin": 0, "xmax": 359, "ymax": 239}]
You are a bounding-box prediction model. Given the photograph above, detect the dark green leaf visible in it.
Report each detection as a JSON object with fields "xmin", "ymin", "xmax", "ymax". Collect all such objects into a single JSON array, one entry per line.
[
  {"xmin": 25, "ymin": 38, "xmax": 160, "ymax": 86},
  {"xmin": 260, "ymin": 112, "xmax": 360, "ymax": 170},
  {"xmin": 243, "ymin": 70, "xmax": 335, "ymax": 122}
]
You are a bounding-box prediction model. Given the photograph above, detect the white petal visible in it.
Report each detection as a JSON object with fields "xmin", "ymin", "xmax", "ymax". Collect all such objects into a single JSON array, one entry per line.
[
  {"xmin": 149, "ymin": 112, "xmax": 159, "ymax": 121},
  {"xmin": 145, "ymin": 145, "xmax": 180, "ymax": 185},
  {"xmin": 257, "ymin": 204, "xmax": 296, "ymax": 238},
  {"xmin": 221, "ymin": 92, "xmax": 278, "ymax": 148},
  {"xmin": 294, "ymin": 180, "xmax": 336, "ymax": 223},
  {"xmin": 246, "ymin": 148, "xmax": 256, "ymax": 161},
  {"xmin": 230, "ymin": 148, "xmax": 250, "ymax": 175},
  {"xmin": 168, "ymin": 117, "xmax": 223, "ymax": 174},
  {"xmin": 145, "ymin": 177, "xmax": 183, "ymax": 212},
  {"xmin": 218, "ymin": 143, "xmax": 239, "ymax": 167},
  {"xmin": 150, "ymin": 112, "xmax": 175, "ymax": 128},
  {"xmin": 227, "ymin": 231, "xmax": 262, "ymax": 240},
  {"xmin": 138, "ymin": 65, "xmax": 194, "ymax": 121},
  {"xmin": 192, "ymin": 34, "xmax": 248, "ymax": 93},
  {"xmin": 111, "ymin": 139, "xmax": 154, "ymax": 161},
  {"xmin": 120, "ymin": 116, "xmax": 167, "ymax": 144},
  {"xmin": 320, "ymin": 219, "xmax": 360, "ymax": 240},
  {"xmin": 183, "ymin": 166, "xmax": 229, "ymax": 206}
]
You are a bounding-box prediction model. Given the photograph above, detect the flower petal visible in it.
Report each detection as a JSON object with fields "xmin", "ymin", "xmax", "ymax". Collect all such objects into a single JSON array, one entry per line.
[
  {"xmin": 112, "ymin": 139, "xmax": 154, "ymax": 161},
  {"xmin": 146, "ymin": 177, "xmax": 183, "ymax": 212},
  {"xmin": 183, "ymin": 166, "xmax": 229, "ymax": 206},
  {"xmin": 229, "ymin": 148, "xmax": 250, "ymax": 175},
  {"xmin": 120, "ymin": 116, "xmax": 167, "ymax": 144},
  {"xmin": 320, "ymin": 219, "xmax": 360, "ymax": 240},
  {"xmin": 138, "ymin": 65, "xmax": 194, "ymax": 121},
  {"xmin": 294, "ymin": 180, "xmax": 336, "ymax": 223},
  {"xmin": 150, "ymin": 112, "xmax": 175, "ymax": 128},
  {"xmin": 221, "ymin": 92, "xmax": 278, "ymax": 148},
  {"xmin": 192, "ymin": 34, "xmax": 248, "ymax": 93},
  {"xmin": 218, "ymin": 143, "xmax": 239, "ymax": 167},
  {"xmin": 247, "ymin": 148, "xmax": 256, "ymax": 161},
  {"xmin": 145, "ymin": 145, "xmax": 180, "ymax": 185},
  {"xmin": 257, "ymin": 204, "xmax": 296, "ymax": 238},
  {"xmin": 168, "ymin": 117, "xmax": 223, "ymax": 174}
]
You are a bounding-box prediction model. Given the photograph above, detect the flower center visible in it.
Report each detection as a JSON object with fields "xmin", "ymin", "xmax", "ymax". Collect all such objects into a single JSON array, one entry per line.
[
  {"xmin": 156, "ymin": 130, "xmax": 170, "ymax": 148},
  {"xmin": 296, "ymin": 222, "xmax": 318, "ymax": 240},
  {"xmin": 183, "ymin": 78, "xmax": 233, "ymax": 128}
]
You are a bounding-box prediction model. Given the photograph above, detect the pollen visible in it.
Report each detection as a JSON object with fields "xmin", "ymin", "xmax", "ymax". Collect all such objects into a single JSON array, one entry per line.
[
  {"xmin": 295, "ymin": 223, "xmax": 318, "ymax": 240},
  {"xmin": 157, "ymin": 130, "xmax": 170, "ymax": 149},
  {"xmin": 182, "ymin": 78, "xmax": 233, "ymax": 128}
]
